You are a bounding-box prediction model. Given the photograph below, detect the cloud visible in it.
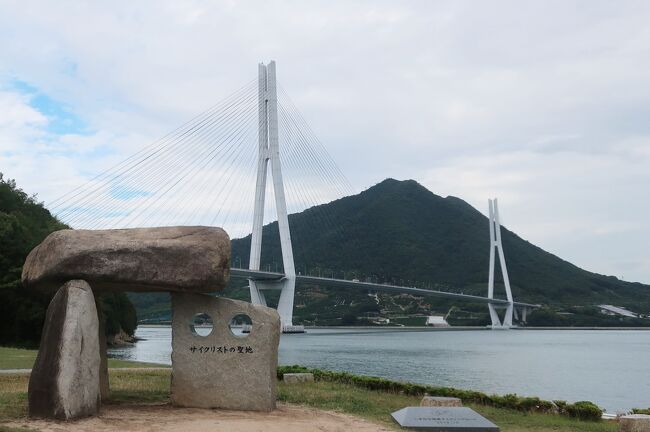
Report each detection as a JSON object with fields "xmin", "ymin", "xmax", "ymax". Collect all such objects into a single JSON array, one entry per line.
[
  {"xmin": 0, "ymin": 0, "xmax": 649, "ymax": 282},
  {"xmin": 422, "ymin": 144, "xmax": 650, "ymax": 281}
]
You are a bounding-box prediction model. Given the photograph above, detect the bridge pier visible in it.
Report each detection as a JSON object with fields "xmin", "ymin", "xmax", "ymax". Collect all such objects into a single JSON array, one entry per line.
[
  {"xmin": 487, "ymin": 199, "xmax": 515, "ymax": 329},
  {"xmin": 241, "ymin": 64, "xmax": 533, "ymax": 332},
  {"xmin": 488, "ymin": 303, "xmax": 514, "ymax": 329},
  {"xmin": 520, "ymin": 306, "xmax": 529, "ymax": 324},
  {"xmin": 247, "ymin": 61, "xmax": 304, "ymax": 334}
]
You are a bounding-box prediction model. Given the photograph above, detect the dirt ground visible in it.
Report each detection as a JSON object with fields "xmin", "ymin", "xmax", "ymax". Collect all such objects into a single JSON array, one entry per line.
[{"xmin": 4, "ymin": 403, "xmax": 393, "ymax": 432}]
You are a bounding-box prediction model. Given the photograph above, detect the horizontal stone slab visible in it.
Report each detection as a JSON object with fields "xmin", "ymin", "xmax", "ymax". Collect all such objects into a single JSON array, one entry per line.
[{"xmin": 22, "ymin": 226, "xmax": 230, "ymax": 293}]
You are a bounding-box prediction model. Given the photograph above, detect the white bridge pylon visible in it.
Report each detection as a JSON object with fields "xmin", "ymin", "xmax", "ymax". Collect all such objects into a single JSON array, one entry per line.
[
  {"xmin": 248, "ymin": 61, "xmax": 302, "ymax": 333},
  {"xmin": 487, "ymin": 198, "xmax": 515, "ymax": 329}
]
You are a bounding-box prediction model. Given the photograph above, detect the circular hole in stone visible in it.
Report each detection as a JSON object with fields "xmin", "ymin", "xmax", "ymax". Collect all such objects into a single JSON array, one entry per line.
[
  {"xmin": 229, "ymin": 313, "xmax": 252, "ymax": 337},
  {"xmin": 190, "ymin": 313, "xmax": 213, "ymax": 337}
]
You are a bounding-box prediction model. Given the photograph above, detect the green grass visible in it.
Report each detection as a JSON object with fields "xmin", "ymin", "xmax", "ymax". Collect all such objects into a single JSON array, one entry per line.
[
  {"xmin": 0, "ymin": 347, "xmax": 168, "ymax": 370},
  {"xmin": 0, "ymin": 375, "xmax": 28, "ymax": 420},
  {"xmin": 0, "ymin": 349, "xmax": 36, "ymax": 370},
  {"xmin": 106, "ymin": 359, "xmax": 169, "ymax": 369},
  {"xmin": 277, "ymin": 380, "xmax": 617, "ymax": 431},
  {"xmin": 107, "ymin": 369, "xmax": 171, "ymax": 404},
  {"xmin": 0, "ymin": 369, "xmax": 617, "ymax": 431}
]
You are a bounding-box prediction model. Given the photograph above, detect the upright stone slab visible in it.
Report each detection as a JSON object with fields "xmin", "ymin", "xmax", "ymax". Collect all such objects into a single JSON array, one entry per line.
[
  {"xmin": 97, "ymin": 313, "xmax": 110, "ymax": 400},
  {"xmin": 171, "ymin": 293, "xmax": 280, "ymax": 411},
  {"xmin": 28, "ymin": 280, "xmax": 101, "ymax": 420}
]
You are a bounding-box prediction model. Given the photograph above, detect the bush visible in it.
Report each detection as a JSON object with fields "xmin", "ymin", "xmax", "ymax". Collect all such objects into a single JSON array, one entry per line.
[
  {"xmin": 565, "ymin": 401, "xmax": 602, "ymax": 421},
  {"xmin": 277, "ymin": 365, "xmax": 602, "ymax": 421},
  {"xmin": 632, "ymin": 408, "xmax": 650, "ymax": 415}
]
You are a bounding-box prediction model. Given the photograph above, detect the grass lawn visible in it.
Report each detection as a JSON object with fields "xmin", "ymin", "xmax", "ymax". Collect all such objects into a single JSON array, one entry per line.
[
  {"xmin": 0, "ymin": 347, "xmax": 167, "ymax": 370},
  {"xmin": 278, "ymin": 380, "xmax": 617, "ymax": 431},
  {"xmin": 0, "ymin": 368, "xmax": 617, "ymax": 432}
]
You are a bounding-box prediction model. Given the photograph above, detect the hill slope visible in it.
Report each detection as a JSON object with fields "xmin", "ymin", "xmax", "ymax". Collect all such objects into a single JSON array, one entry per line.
[
  {"xmin": 231, "ymin": 179, "xmax": 649, "ymax": 307},
  {"xmin": 130, "ymin": 178, "xmax": 650, "ymax": 325},
  {"xmin": 0, "ymin": 174, "xmax": 137, "ymax": 346}
]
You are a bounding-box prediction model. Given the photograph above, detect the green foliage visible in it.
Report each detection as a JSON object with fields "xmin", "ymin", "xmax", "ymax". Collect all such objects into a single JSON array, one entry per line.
[
  {"xmin": 126, "ymin": 292, "xmax": 172, "ymax": 323},
  {"xmin": 527, "ymin": 306, "xmax": 650, "ymax": 327},
  {"xmin": 564, "ymin": 401, "xmax": 603, "ymax": 421},
  {"xmin": 1, "ymin": 370, "xmax": 614, "ymax": 431},
  {"xmin": 277, "ymin": 365, "xmax": 603, "ymax": 421},
  {"xmin": 0, "ymin": 174, "xmax": 137, "ymax": 346},
  {"xmin": 99, "ymin": 292, "xmax": 138, "ymax": 336},
  {"xmin": 0, "ymin": 346, "xmax": 168, "ymax": 370},
  {"xmin": 231, "ymin": 179, "xmax": 650, "ymax": 323},
  {"xmin": 131, "ymin": 178, "xmax": 650, "ymax": 324},
  {"xmin": 632, "ymin": 408, "xmax": 650, "ymax": 414},
  {"xmin": 527, "ymin": 308, "xmax": 569, "ymax": 326}
]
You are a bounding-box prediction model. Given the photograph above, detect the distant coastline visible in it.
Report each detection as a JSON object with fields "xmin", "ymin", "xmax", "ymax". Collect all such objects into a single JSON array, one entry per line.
[{"xmin": 136, "ymin": 324, "xmax": 650, "ymax": 331}]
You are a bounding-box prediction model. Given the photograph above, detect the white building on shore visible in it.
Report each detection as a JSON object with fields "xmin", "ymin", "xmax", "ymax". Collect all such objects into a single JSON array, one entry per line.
[{"xmin": 425, "ymin": 315, "xmax": 450, "ymax": 327}]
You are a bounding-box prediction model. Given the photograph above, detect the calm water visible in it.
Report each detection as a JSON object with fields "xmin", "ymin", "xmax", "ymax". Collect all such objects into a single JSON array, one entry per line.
[{"xmin": 108, "ymin": 326, "xmax": 650, "ymax": 413}]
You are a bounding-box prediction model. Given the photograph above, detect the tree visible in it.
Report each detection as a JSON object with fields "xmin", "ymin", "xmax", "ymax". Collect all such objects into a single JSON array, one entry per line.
[{"xmin": 0, "ymin": 173, "xmax": 137, "ymax": 346}]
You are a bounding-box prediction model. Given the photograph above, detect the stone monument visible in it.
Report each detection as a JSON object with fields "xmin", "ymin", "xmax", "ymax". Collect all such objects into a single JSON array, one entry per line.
[
  {"xmin": 171, "ymin": 293, "xmax": 280, "ymax": 411},
  {"xmin": 28, "ymin": 280, "xmax": 101, "ymax": 420},
  {"xmin": 22, "ymin": 226, "xmax": 230, "ymax": 293},
  {"xmin": 391, "ymin": 406, "xmax": 500, "ymax": 431},
  {"xmin": 23, "ymin": 226, "xmax": 279, "ymax": 420}
]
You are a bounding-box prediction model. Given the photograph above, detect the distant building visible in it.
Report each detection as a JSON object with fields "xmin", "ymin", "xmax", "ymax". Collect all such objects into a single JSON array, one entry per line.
[
  {"xmin": 426, "ymin": 315, "xmax": 450, "ymax": 327},
  {"xmin": 598, "ymin": 305, "xmax": 638, "ymax": 318}
]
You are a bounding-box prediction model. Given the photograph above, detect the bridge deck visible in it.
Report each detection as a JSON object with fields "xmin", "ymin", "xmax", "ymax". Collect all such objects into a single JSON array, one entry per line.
[{"xmin": 230, "ymin": 268, "xmax": 539, "ymax": 308}]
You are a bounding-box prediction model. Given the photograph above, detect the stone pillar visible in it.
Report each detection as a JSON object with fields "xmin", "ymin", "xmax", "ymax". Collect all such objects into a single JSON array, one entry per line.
[
  {"xmin": 97, "ymin": 306, "xmax": 110, "ymax": 401},
  {"xmin": 28, "ymin": 280, "xmax": 101, "ymax": 420},
  {"xmin": 170, "ymin": 293, "xmax": 280, "ymax": 411}
]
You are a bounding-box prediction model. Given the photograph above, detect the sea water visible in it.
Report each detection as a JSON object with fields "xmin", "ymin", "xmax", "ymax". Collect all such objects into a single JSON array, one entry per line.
[{"xmin": 108, "ymin": 326, "xmax": 650, "ymax": 413}]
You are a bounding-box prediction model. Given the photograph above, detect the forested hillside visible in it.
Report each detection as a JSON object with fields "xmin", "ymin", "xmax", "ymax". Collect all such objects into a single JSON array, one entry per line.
[
  {"xmin": 232, "ymin": 179, "xmax": 650, "ymax": 305},
  {"xmin": 0, "ymin": 174, "xmax": 137, "ymax": 347},
  {"xmin": 131, "ymin": 179, "xmax": 650, "ymax": 326}
]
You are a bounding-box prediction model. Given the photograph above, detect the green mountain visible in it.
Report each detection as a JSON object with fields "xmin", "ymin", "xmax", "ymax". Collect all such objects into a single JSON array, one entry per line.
[
  {"xmin": 0, "ymin": 174, "xmax": 137, "ymax": 346},
  {"xmin": 132, "ymin": 178, "xmax": 650, "ymax": 326},
  {"xmin": 233, "ymin": 179, "xmax": 649, "ymax": 302}
]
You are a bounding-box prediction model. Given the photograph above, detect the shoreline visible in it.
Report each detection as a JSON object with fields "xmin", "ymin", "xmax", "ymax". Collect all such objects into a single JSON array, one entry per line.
[{"xmin": 136, "ymin": 323, "xmax": 650, "ymax": 331}]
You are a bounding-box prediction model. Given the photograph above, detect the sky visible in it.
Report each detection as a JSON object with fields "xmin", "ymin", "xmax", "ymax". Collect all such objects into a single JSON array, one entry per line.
[{"xmin": 0, "ymin": 0, "xmax": 649, "ymax": 284}]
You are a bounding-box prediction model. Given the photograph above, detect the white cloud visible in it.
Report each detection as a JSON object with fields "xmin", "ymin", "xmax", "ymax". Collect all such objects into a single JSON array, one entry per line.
[
  {"xmin": 0, "ymin": 0, "xmax": 649, "ymax": 282},
  {"xmin": 0, "ymin": 90, "xmax": 47, "ymax": 150}
]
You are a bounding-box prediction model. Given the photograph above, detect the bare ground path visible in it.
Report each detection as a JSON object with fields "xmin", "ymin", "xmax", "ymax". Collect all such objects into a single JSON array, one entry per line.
[{"xmin": 4, "ymin": 403, "xmax": 393, "ymax": 432}]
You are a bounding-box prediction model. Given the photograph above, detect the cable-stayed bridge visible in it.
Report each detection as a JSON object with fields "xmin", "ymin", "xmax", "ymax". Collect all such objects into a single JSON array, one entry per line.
[{"xmin": 48, "ymin": 61, "xmax": 539, "ymax": 331}]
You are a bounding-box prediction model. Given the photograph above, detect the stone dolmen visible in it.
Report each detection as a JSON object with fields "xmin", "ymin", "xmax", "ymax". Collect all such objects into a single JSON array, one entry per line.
[{"xmin": 22, "ymin": 226, "xmax": 280, "ymax": 420}]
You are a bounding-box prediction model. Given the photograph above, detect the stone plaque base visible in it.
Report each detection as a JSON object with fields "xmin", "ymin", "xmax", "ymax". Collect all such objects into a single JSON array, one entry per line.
[
  {"xmin": 420, "ymin": 396, "xmax": 463, "ymax": 407},
  {"xmin": 170, "ymin": 293, "xmax": 280, "ymax": 411},
  {"xmin": 620, "ymin": 414, "xmax": 650, "ymax": 432},
  {"xmin": 392, "ymin": 407, "xmax": 500, "ymax": 431},
  {"xmin": 283, "ymin": 373, "xmax": 315, "ymax": 384}
]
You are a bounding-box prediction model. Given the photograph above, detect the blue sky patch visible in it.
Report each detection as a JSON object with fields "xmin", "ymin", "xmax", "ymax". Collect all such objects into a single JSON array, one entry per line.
[
  {"xmin": 10, "ymin": 79, "xmax": 92, "ymax": 136},
  {"xmin": 109, "ymin": 184, "xmax": 153, "ymax": 200}
]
